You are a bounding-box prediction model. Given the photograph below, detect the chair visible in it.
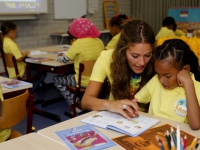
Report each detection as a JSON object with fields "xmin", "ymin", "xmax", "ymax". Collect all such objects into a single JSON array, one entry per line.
[
  {"xmin": 0, "ymin": 48, "xmax": 61, "ymax": 122},
  {"xmin": 0, "ymin": 90, "xmax": 29, "ymax": 140},
  {"xmin": 65, "ymin": 60, "xmax": 96, "ymax": 118}
]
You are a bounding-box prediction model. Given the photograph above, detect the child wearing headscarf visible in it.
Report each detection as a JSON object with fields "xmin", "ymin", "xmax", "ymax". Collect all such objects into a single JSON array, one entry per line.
[{"xmin": 54, "ymin": 18, "xmax": 104, "ymax": 112}]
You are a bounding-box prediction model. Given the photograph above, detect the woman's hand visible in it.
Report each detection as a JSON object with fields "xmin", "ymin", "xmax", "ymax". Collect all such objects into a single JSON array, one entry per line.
[
  {"xmin": 106, "ymin": 98, "xmax": 139, "ymax": 120},
  {"xmin": 177, "ymin": 69, "xmax": 192, "ymax": 87}
]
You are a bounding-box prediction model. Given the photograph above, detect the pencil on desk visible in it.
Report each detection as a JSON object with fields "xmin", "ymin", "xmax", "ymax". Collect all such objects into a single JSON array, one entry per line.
[
  {"xmin": 171, "ymin": 135, "xmax": 176, "ymax": 150},
  {"xmin": 155, "ymin": 135, "xmax": 164, "ymax": 150},
  {"xmin": 189, "ymin": 136, "xmax": 197, "ymax": 149},
  {"xmin": 166, "ymin": 130, "xmax": 171, "ymax": 149},
  {"xmin": 171, "ymin": 127, "xmax": 177, "ymax": 147},
  {"xmin": 197, "ymin": 140, "xmax": 200, "ymax": 150},
  {"xmin": 176, "ymin": 125, "xmax": 180, "ymax": 150},
  {"xmin": 184, "ymin": 135, "xmax": 187, "ymax": 150}
]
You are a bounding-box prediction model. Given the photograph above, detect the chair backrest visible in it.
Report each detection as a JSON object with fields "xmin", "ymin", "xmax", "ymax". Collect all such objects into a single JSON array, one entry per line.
[
  {"xmin": 0, "ymin": 48, "xmax": 21, "ymax": 80},
  {"xmin": 0, "ymin": 90, "xmax": 29, "ymax": 129},
  {"xmin": 0, "ymin": 48, "xmax": 9, "ymax": 77},
  {"xmin": 77, "ymin": 60, "xmax": 96, "ymax": 87}
]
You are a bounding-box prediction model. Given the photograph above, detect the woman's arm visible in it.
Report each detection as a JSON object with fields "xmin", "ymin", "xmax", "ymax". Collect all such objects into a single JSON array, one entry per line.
[
  {"xmin": 81, "ymin": 81, "xmax": 139, "ymax": 119},
  {"xmin": 177, "ymin": 70, "xmax": 200, "ymax": 130}
]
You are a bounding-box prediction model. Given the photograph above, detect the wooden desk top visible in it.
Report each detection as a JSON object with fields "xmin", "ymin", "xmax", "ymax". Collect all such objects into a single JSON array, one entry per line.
[
  {"xmin": 0, "ymin": 133, "xmax": 69, "ymax": 150},
  {"xmin": 0, "ymin": 76, "xmax": 32, "ymax": 94},
  {"xmin": 37, "ymin": 111, "xmax": 200, "ymax": 150},
  {"xmin": 25, "ymin": 45, "xmax": 73, "ymax": 67}
]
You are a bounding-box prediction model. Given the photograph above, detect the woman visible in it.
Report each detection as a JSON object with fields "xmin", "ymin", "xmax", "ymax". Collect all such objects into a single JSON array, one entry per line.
[
  {"xmin": 81, "ymin": 18, "xmax": 156, "ymax": 119},
  {"xmin": 54, "ymin": 18, "xmax": 104, "ymax": 111},
  {"xmin": 105, "ymin": 14, "xmax": 129, "ymax": 50}
]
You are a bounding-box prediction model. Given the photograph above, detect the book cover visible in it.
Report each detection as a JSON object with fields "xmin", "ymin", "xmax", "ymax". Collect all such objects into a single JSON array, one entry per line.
[
  {"xmin": 1, "ymin": 80, "xmax": 31, "ymax": 89},
  {"xmin": 112, "ymin": 124, "xmax": 195, "ymax": 150},
  {"xmin": 55, "ymin": 124, "xmax": 116, "ymax": 150},
  {"xmin": 81, "ymin": 111, "xmax": 160, "ymax": 137},
  {"xmin": 26, "ymin": 57, "xmax": 53, "ymax": 62}
]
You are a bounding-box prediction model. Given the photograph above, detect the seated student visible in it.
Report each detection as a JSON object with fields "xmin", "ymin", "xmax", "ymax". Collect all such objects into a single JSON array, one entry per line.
[
  {"xmin": 105, "ymin": 14, "xmax": 129, "ymax": 50},
  {"xmin": 0, "ymin": 21, "xmax": 46, "ymax": 91},
  {"xmin": 134, "ymin": 39, "xmax": 200, "ymax": 130},
  {"xmin": 155, "ymin": 16, "xmax": 176, "ymax": 40},
  {"xmin": 54, "ymin": 18, "xmax": 104, "ymax": 111},
  {"xmin": 173, "ymin": 23, "xmax": 186, "ymax": 36},
  {"xmin": 0, "ymin": 85, "xmax": 11, "ymax": 143}
]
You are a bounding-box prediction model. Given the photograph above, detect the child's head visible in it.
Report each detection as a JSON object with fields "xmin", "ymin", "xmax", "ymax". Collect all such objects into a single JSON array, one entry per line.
[
  {"xmin": 109, "ymin": 14, "xmax": 128, "ymax": 36},
  {"xmin": 110, "ymin": 18, "xmax": 155, "ymax": 99},
  {"xmin": 68, "ymin": 18, "xmax": 100, "ymax": 39},
  {"xmin": 0, "ymin": 21, "xmax": 17, "ymax": 40},
  {"xmin": 162, "ymin": 17, "xmax": 176, "ymax": 30},
  {"xmin": 155, "ymin": 39, "xmax": 200, "ymax": 89}
]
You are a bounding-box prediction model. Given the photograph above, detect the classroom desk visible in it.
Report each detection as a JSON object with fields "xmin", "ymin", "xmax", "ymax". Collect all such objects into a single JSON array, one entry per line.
[
  {"xmin": 0, "ymin": 133, "xmax": 69, "ymax": 150},
  {"xmin": 25, "ymin": 45, "xmax": 74, "ymax": 122},
  {"xmin": 0, "ymin": 76, "xmax": 34, "ymax": 134},
  {"xmin": 37, "ymin": 111, "xmax": 200, "ymax": 150},
  {"xmin": 50, "ymin": 30, "xmax": 111, "ymax": 45}
]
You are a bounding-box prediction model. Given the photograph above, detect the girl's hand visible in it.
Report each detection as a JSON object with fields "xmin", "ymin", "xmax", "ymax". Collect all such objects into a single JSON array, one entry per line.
[
  {"xmin": 177, "ymin": 69, "xmax": 192, "ymax": 86},
  {"xmin": 106, "ymin": 99, "xmax": 139, "ymax": 120},
  {"xmin": 23, "ymin": 51, "xmax": 30, "ymax": 55},
  {"xmin": 56, "ymin": 53, "xmax": 64, "ymax": 62}
]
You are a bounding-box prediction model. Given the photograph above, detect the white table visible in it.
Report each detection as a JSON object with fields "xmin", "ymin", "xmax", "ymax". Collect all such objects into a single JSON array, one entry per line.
[
  {"xmin": 0, "ymin": 133, "xmax": 69, "ymax": 150},
  {"xmin": 37, "ymin": 111, "xmax": 200, "ymax": 150}
]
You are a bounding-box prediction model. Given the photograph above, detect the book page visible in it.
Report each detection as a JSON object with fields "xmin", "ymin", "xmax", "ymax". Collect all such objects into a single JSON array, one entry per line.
[
  {"xmin": 55, "ymin": 124, "xmax": 116, "ymax": 150},
  {"xmin": 1, "ymin": 80, "xmax": 31, "ymax": 89},
  {"xmin": 81, "ymin": 111, "xmax": 159, "ymax": 137}
]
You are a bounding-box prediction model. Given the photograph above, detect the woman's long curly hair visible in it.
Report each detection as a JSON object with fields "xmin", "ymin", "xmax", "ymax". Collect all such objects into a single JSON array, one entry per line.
[{"xmin": 110, "ymin": 18, "xmax": 155, "ymax": 100}]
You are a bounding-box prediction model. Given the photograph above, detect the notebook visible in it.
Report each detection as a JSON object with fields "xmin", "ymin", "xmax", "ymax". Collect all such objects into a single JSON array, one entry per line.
[{"xmin": 81, "ymin": 111, "xmax": 160, "ymax": 137}]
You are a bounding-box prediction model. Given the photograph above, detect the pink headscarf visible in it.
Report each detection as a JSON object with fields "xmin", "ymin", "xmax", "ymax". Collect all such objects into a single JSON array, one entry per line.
[{"xmin": 69, "ymin": 18, "xmax": 100, "ymax": 38}]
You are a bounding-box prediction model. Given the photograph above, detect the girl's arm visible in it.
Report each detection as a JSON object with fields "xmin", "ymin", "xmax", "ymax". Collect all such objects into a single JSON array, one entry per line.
[
  {"xmin": 17, "ymin": 51, "xmax": 30, "ymax": 62},
  {"xmin": 177, "ymin": 70, "xmax": 200, "ymax": 130},
  {"xmin": 81, "ymin": 81, "xmax": 139, "ymax": 120}
]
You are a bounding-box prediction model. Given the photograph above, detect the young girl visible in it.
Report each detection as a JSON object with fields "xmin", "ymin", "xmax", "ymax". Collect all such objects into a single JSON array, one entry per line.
[
  {"xmin": 105, "ymin": 14, "xmax": 129, "ymax": 50},
  {"xmin": 0, "ymin": 21, "xmax": 30, "ymax": 79},
  {"xmin": 54, "ymin": 18, "xmax": 104, "ymax": 111},
  {"xmin": 135, "ymin": 39, "xmax": 200, "ymax": 130},
  {"xmin": 81, "ymin": 18, "xmax": 156, "ymax": 119}
]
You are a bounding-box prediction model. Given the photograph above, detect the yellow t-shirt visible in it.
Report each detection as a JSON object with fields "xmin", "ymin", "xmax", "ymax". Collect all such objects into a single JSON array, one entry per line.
[
  {"xmin": 135, "ymin": 73, "xmax": 200, "ymax": 123},
  {"xmin": 105, "ymin": 32, "xmax": 121, "ymax": 50},
  {"xmin": 90, "ymin": 49, "xmax": 115, "ymax": 100},
  {"xmin": 155, "ymin": 27, "xmax": 176, "ymax": 40},
  {"xmin": 0, "ymin": 85, "xmax": 11, "ymax": 143},
  {"xmin": 3, "ymin": 37, "xmax": 25, "ymax": 79},
  {"xmin": 175, "ymin": 29, "xmax": 186, "ymax": 36},
  {"xmin": 66, "ymin": 38, "xmax": 104, "ymax": 87}
]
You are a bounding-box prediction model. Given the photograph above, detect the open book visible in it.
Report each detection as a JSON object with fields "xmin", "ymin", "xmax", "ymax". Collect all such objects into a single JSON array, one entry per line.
[
  {"xmin": 55, "ymin": 124, "xmax": 116, "ymax": 150},
  {"xmin": 81, "ymin": 111, "xmax": 160, "ymax": 137},
  {"xmin": 1, "ymin": 80, "xmax": 31, "ymax": 89}
]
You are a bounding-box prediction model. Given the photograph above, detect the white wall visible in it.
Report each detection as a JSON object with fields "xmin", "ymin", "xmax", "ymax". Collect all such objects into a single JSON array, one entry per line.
[{"xmin": 0, "ymin": 0, "xmax": 131, "ymax": 73}]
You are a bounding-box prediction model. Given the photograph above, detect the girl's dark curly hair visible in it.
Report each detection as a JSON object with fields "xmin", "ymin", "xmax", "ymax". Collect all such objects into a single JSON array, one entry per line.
[
  {"xmin": 110, "ymin": 18, "xmax": 155, "ymax": 100},
  {"xmin": 109, "ymin": 14, "xmax": 129, "ymax": 29},
  {"xmin": 155, "ymin": 39, "xmax": 200, "ymax": 81}
]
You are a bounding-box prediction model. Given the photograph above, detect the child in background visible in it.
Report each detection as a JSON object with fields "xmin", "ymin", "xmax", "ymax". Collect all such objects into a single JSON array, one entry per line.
[
  {"xmin": 0, "ymin": 85, "xmax": 11, "ymax": 142},
  {"xmin": 155, "ymin": 16, "xmax": 176, "ymax": 40},
  {"xmin": 135, "ymin": 39, "xmax": 200, "ymax": 130},
  {"xmin": 0, "ymin": 21, "xmax": 46, "ymax": 91},
  {"xmin": 54, "ymin": 18, "xmax": 104, "ymax": 111},
  {"xmin": 105, "ymin": 14, "xmax": 129, "ymax": 50}
]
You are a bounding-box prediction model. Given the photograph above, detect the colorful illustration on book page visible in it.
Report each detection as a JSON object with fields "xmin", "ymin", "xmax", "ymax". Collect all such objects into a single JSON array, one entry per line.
[{"xmin": 64, "ymin": 130, "xmax": 107, "ymax": 150}]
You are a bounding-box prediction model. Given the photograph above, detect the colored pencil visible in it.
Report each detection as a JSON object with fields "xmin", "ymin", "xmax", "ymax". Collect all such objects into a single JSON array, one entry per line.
[
  {"xmin": 184, "ymin": 135, "xmax": 187, "ymax": 150},
  {"xmin": 171, "ymin": 134, "xmax": 176, "ymax": 150},
  {"xmin": 181, "ymin": 138, "xmax": 184, "ymax": 150},
  {"xmin": 176, "ymin": 125, "xmax": 180, "ymax": 150},
  {"xmin": 189, "ymin": 136, "xmax": 197, "ymax": 149},
  {"xmin": 155, "ymin": 135, "xmax": 164, "ymax": 150},
  {"xmin": 197, "ymin": 140, "xmax": 200, "ymax": 150},
  {"xmin": 165, "ymin": 130, "xmax": 171, "ymax": 149},
  {"xmin": 171, "ymin": 127, "xmax": 177, "ymax": 147}
]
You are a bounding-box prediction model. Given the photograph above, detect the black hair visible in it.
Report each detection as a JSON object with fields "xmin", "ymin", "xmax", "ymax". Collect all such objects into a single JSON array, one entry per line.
[
  {"xmin": 162, "ymin": 17, "xmax": 176, "ymax": 26},
  {"xmin": 0, "ymin": 20, "xmax": 17, "ymax": 36},
  {"xmin": 109, "ymin": 14, "xmax": 129, "ymax": 29},
  {"xmin": 155, "ymin": 39, "xmax": 200, "ymax": 81}
]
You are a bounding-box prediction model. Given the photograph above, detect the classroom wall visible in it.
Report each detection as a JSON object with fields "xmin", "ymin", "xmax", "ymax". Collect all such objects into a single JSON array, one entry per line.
[{"xmin": 0, "ymin": 0, "xmax": 131, "ymax": 73}]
